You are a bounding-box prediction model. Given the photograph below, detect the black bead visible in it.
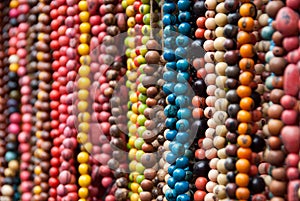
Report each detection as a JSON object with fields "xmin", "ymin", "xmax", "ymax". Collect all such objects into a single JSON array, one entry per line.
[
  {"xmin": 249, "ymin": 176, "xmax": 266, "ymax": 194},
  {"xmin": 226, "ymin": 171, "xmax": 236, "ymax": 183},
  {"xmin": 224, "ymin": 157, "xmax": 237, "ymax": 171},
  {"xmin": 251, "ymin": 135, "xmax": 266, "ymax": 153},
  {"xmin": 226, "ymin": 132, "xmax": 238, "ymax": 144},
  {"xmin": 250, "ymin": 92, "xmax": 261, "ymax": 109},
  {"xmin": 191, "ymin": 119, "xmax": 207, "ymax": 138},
  {"xmin": 225, "ymin": 66, "xmax": 240, "ymax": 79},
  {"xmin": 193, "ymin": 1, "xmax": 206, "ymax": 17},
  {"xmin": 224, "ymin": 0, "xmax": 239, "ymax": 12},
  {"xmin": 223, "ymin": 24, "xmax": 239, "ymax": 38},
  {"xmin": 226, "ymin": 90, "xmax": 240, "ymax": 103},
  {"xmin": 225, "ymin": 78, "xmax": 239, "ymax": 89},
  {"xmin": 192, "ymin": 79, "xmax": 206, "ymax": 96},
  {"xmin": 225, "ymin": 118, "xmax": 238, "ymax": 132},
  {"xmin": 227, "ymin": 104, "xmax": 240, "ymax": 118},
  {"xmin": 227, "ymin": 12, "xmax": 240, "ymax": 25},
  {"xmin": 193, "ymin": 160, "xmax": 209, "ymax": 177}
]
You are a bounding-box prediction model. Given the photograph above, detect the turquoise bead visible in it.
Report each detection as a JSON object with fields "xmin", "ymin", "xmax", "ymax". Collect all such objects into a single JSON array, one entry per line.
[
  {"xmin": 177, "ymin": 108, "xmax": 192, "ymax": 119},
  {"xmin": 176, "ymin": 35, "xmax": 189, "ymax": 47},
  {"xmin": 163, "ymin": 2, "xmax": 176, "ymax": 13},
  {"xmin": 163, "ymin": 71, "xmax": 177, "ymax": 82},
  {"xmin": 177, "ymin": 0, "xmax": 191, "ymax": 11},
  {"xmin": 164, "ymin": 49, "xmax": 176, "ymax": 61},
  {"xmin": 167, "ymin": 176, "xmax": 176, "ymax": 188},
  {"xmin": 261, "ymin": 26, "xmax": 274, "ymax": 40},
  {"xmin": 177, "ymin": 72, "xmax": 190, "ymax": 83},
  {"xmin": 178, "ymin": 11, "xmax": 191, "ymax": 22},
  {"xmin": 164, "ymin": 104, "xmax": 178, "ymax": 117},
  {"xmin": 168, "ymin": 165, "xmax": 177, "ymax": 175},
  {"xmin": 167, "ymin": 93, "xmax": 177, "ymax": 104},
  {"xmin": 5, "ymin": 151, "xmax": 17, "ymax": 162},
  {"xmin": 164, "ymin": 25, "xmax": 177, "ymax": 37},
  {"xmin": 176, "ymin": 156, "xmax": 189, "ymax": 168},
  {"xmin": 174, "ymin": 83, "xmax": 188, "ymax": 95},
  {"xmin": 178, "ymin": 22, "xmax": 191, "ymax": 35},
  {"xmin": 163, "ymin": 14, "xmax": 177, "ymax": 25},
  {"xmin": 171, "ymin": 143, "xmax": 185, "ymax": 156},
  {"xmin": 176, "ymin": 119, "xmax": 189, "ymax": 131},
  {"xmin": 175, "ymin": 132, "xmax": 189, "ymax": 144},
  {"xmin": 163, "ymin": 82, "xmax": 175, "ymax": 94},
  {"xmin": 165, "ymin": 189, "xmax": 177, "ymax": 201},
  {"xmin": 165, "ymin": 37, "xmax": 177, "ymax": 49},
  {"xmin": 176, "ymin": 59, "xmax": 189, "ymax": 71},
  {"xmin": 173, "ymin": 168, "xmax": 186, "ymax": 181},
  {"xmin": 176, "ymin": 194, "xmax": 191, "ymax": 201},
  {"xmin": 174, "ymin": 181, "xmax": 189, "ymax": 194},
  {"xmin": 265, "ymin": 76, "xmax": 274, "ymax": 90},
  {"xmin": 175, "ymin": 95, "xmax": 190, "ymax": 107},
  {"xmin": 166, "ymin": 61, "xmax": 177, "ymax": 70},
  {"xmin": 165, "ymin": 117, "xmax": 177, "ymax": 129},
  {"xmin": 175, "ymin": 47, "xmax": 187, "ymax": 59},
  {"xmin": 166, "ymin": 152, "xmax": 177, "ymax": 164}
]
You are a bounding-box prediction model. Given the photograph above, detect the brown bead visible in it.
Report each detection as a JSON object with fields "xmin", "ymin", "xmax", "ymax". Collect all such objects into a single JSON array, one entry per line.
[
  {"xmin": 269, "ymin": 57, "xmax": 287, "ymax": 75},
  {"xmin": 264, "ymin": 149, "xmax": 285, "ymax": 166},
  {"xmin": 141, "ymin": 179, "xmax": 154, "ymax": 191},
  {"xmin": 272, "ymin": 31, "xmax": 283, "ymax": 46},
  {"xmin": 142, "ymin": 143, "xmax": 154, "ymax": 153},
  {"xmin": 140, "ymin": 192, "xmax": 152, "ymax": 201},
  {"xmin": 272, "ymin": 167, "xmax": 287, "ymax": 181},
  {"xmin": 269, "ymin": 180, "xmax": 287, "ymax": 196},
  {"xmin": 144, "ymin": 168, "xmax": 157, "ymax": 180},
  {"xmin": 268, "ymin": 136, "xmax": 282, "ymax": 150},
  {"xmin": 266, "ymin": 1, "xmax": 284, "ymax": 19},
  {"xmin": 268, "ymin": 119, "xmax": 284, "ymax": 136},
  {"xmin": 146, "ymin": 39, "xmax": 161, "ymax": 51},
  {"xmin": 269, "ymin": 89, "xmax": 284, "ymax": 104},
  {"xmin": 145, "ymin": 51, "xmax": 160, "ymax": 64},
  {"xmin": 267, "ymin": 104, "xmax": 283, "ymax": 119}
]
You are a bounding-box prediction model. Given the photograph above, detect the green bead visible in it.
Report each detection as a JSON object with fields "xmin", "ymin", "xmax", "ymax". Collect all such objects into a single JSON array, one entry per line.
[
  {"xmin": 136, "ymin": 55, "xmax": 146, "ymax": 65},
  {"xmin": 142, "ymin": 36, "xmax": 150, "ymax": 45},
  {"xmin": 142, "ymin": 25, "xmax": 151, "ymax": 36},
  {"xmin": 139, "ymin": 4, "xmax": 150, "ymax": 15},
  {"xmin": 127, "ymin": 111, "xmax": 134, "ymax": 119},
  {"xmin": 137, "ymin": 126, "xmax": 146, "ymax": 137},
  {"xmin": 136, "ymin": 163, "xmax": 145, "ymax": 174},
  {"xmin": 122, "ymin": 0, "xmax": 128, "ymax": 9},
  {"xmin": 137, "ymin": 114, "xmax": 147, "ymax": 126},
  {"xmin": 134, "ymin": 137, "xmax": 144, "ymax": 149},
  {"xmin": 138, "ymin": 186, "xmax": 143, "ymax": 193},
  {"xmin": 126, "ymin": 48, "xmax": 131, "ymax": 57},
  {"xmin": 138, "ymin": 94, "xmax": 147, "ymax": 103},
  {"xmin": 141, "ymin": 0, "xmax": 150, "ymax": 4},
  {"xmin": 138, "ymin": 103, "xmax": 147, "ymax": 115},
  {"xmin": 126, "ymin": 80, "xmax": 132, "ymax": 88},
  {"xmin": 135, "ymin": 150, "xmax": 145, "ymax": 161},
  {"xmin": 136, "ymin": 175, "xmax": 145, "ymax": 184},
  {"xmin": 137, "ymin": 83, "xmax": 147, "ymax": 94},
  {"xmin": 143, "ymin": 13, "xmax": 151, "ymax": 25},
  {"xmin": 139, "ymin": 46, "xmax": 148, "ymax": 56}
]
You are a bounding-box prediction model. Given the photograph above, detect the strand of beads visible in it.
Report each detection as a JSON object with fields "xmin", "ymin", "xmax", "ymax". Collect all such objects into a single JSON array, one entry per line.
[
  {"xmin": 0, "ymin": 2, "xmax": 12, "ymax": 200},
  {"xmin": 32, "ymin": 1, "xmax": 52, "ymax": 200},
  {"xmin": 222, "ymin": 0, "xmax": 241, "ymax": 199},
  {"xmin": 17, "ymin": 1, "xmax": 35, "ymax": 200},
  {"xmin": 6, "ymin": 1, "xmax": 23, "ymax": 200},
  {"xmin": 190, "ymin": 1, "xmax": 209, "ymax": 200},
  {"xmin": 76, "ymin": 1, "xmax": 93, "ymax": 201},
  {"xmin": 163, "ymin": 0, "xmax": 194, "ymax": 200},
  {"xmin": 270, "ymin": 2, "xmax": 300, "ymax": 200}
]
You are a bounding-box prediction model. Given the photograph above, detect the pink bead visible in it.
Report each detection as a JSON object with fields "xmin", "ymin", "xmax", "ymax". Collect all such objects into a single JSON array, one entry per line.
[
  {"xmin": 287, "ymin": 167, "xmax": 299, "ymax": 180},
  {"xmin": 99, "ymin": 165, "xmax": 111, "ymax": 177},
  {"xmin": 102, "ymin": 177, "xmax": 113, "ymax": 188},
  {"xmin": 21, "ymin": 192, "xmax": 32, "ymax": 201},
  {"xmin": 17, "ymin": 48, "xmax": 27, "ymax": 58},
  {"xmin": 10, "ymin": 113, "xmax": 21, "ymax": 123},
  {"xmin": 21, "ymin": 86, "xmax": 31, "ymax": 95},
  {"xmin": 19, "ymin": 143, "xmax": 30, "ymax": 152},
  {"xmin": 9, "ymin": 8, "xmax": 19, "ymax": 17},
  {"xmin": 21, "ymin": 152, "xmax": 31, "ymax": 162}
]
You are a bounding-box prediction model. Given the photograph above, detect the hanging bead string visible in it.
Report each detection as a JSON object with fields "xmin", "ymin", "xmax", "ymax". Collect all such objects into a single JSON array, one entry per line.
[
  {"xmin": 190, "ymin": 1, "xmax": 209, "ymax": 201},
  {"xmin": 76, "ymin": 0, "xmax": 93, "ymax": 200},
  {"xmin": 18, "ymin": 0, "xmax": 35, "ymax": 200},
  {"xmin": 263, "ymin": 1, "xmax": 300, "ymax": 200},
  {"xmin": 0, "ymin": 2, "xmax": 11, "ymax": 200},
  {"xmin": 6, "ymin": 0, "xmax": 23, "ymax": 199},
  {"xmin": 32, "ymin": 1, "xmax": 52, "ymax": 200}
]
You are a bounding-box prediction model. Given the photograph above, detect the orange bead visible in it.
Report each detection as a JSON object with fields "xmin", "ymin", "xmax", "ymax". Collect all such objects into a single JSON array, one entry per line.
[
  {"xmin": 237, "ymin": 134, "xmax": 252, "ymax": 148},
  {"xmin": 239, "ymin": 3, "xmax": 257, "ymax": 18},
  {"xmin": 195, "ymin": 28, "xmax": 205, "ymax": 39},
  {"xmin": 238, "ymin": 17, "xmax": 255, "ymax": 32},
  {"xmin": 237, "ymin": 31, "xmax": 251, "ymax": 45},
  {"xmin": 235, "ymin": 173, "xmax": 249, "ymax": 187},
  {"xmin": 193, "ymin": 108, "xmax": 204, "ymax": 119},
  {"xmin": 236, "ymin": 158, "xmax": 251, "ymax": 173},
  {"xmin": 240, "ymin": 97, "xmax": 254, "ymax": 111},
  {"xmin": 236, "ymin": 85, "xmax": 252, "ymax": 98},
  {"xmin": 240, "ymin": 44, "xmax": 255, "ymax": 58},
  {"xmin": 239, "ymin": 58, "xmax": 255, "ymax": 71},
  {"xmin": 237, "ymin": 147, "xmax": 252, "ymax": 160},
  {"xmin": 237, "ymin": 110, "xmax": 252, "ymax": 123},
  {"xmin": 238, "ymin": 123, "xmax": 252, "ymax": 134},
  {"xmin": 239, "ymin": 71, "xmax": 253, "ymax": 85},
  {"xmin": 236, "ymin": 187, "xmax": 250, "ymax": 200}
]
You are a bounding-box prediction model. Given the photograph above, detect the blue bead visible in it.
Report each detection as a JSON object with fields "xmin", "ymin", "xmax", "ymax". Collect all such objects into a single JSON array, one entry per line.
[
  {"xmin": 177, "ymin": 0, "xmax": 191, "ymax": 11},
  {"xmin": 163, "ymin": 49, "xmax": 176, "ymax": 61},
  {"xmin": 163, "ymin": 82, "xmax": 175, "ymax": 95},
  {"xmin": 164, "ymin": 105, "xmax": 178, "ymax": 117},
  {"xmin": 165, "ymin": 117, "xmax": 177, "ymax": 129},
  {"xmin": 178, "ymin": 11, "xmax": 191, "ymax": 22},
  {"xmin": 163, "ymin": 3, "xmax": 176, "ymax": 13},
  {"xmin": 5, "ymin": 151, "xmax": 17, "ymax": 162},
  {"xmin": 175, "ymin": 132, "xmax": 189, "ymax": 144},
  {"xmin": 178, "ymin": 22, "xmax": 191, "ymax": 35},
  {"xmin": 171, "ymin": 143, "xmax": 185, "ymax": 156},
  {"xmin": 173, "ymin": 168, "xmax": 186, "ymax": 181},
  {"xmin": 167, "ymin": 93, "xmax": 177, "ymax": 104},
  {"xmin": 165, "ymin": 189, "xmax": 177, "ymax": 201},
  {"xmin": 177, "ymin": 72, "xmax": 190, "ymax": 83},
  {"xmin": 175, "ymin": 47, "xmax": 187, "ymax": 59},
  {"xmin": 166, "ymin": 61, "xmax": 177, "ymax": 70},
  {"xmin": 176, "ymin": 119, "xmax": 189, "ymax": 131},
  {"xmin": 176, "ymin": 35, "xmax": 189, "ymax": 47},
  {"xmin": 176, "ymin": 59, "xmax": 189, "ymax": 71},
  {"xmin": 163, "ymin": 14, "xmax": 177, "ymax": 25},
  {"xmin": 167, "ymin": 176, "xmax": 177, "ymax": 188},
  {"xmin": 176, "ymin": 194, "xmax": 191, "ymax": 201},
  {"xmin": 175, "ymin": 181, "xmax": 189, "ymax": 194},
  {"xmin": 165, "ymin": 37, "xmax": 176, "ymax": 49},
  {"xmin": 177, "ymin": 108, "xmax": 192, "ymax": 119},
  {"xmin": 166, "ymin": 152, "xmax": 178, "ymax": 164},
  {"xmin": 163, "ymin": 71, "xmax": 177, "ymax": 82},
  {"xmin": 261, "ymin": 26, "xmax": 274, "ymax": 40},
  {"xmin": 164, "ymin": 25, "xmax": 177, "ymax": 37},
  {"xmin": 175, "ymin": 95, "xmax": 190, "ymax": 107},
  {"xmin": 168, "ymin": 165, "xmax": 177, "ymax": 175},
  {"xmin": 166, "ymin": 130, "xmax": 178, "ymax": 141},
  {"xmin": 176, "ymin": 156, "xmax": 189, "ymax": 168},
  {"xmin": 169, "ymin": 141, "xmax": 176, "ymax": 150},
  {"xmin": 174, "ymin": 83, "xmax": 188, "ymax": 95}
]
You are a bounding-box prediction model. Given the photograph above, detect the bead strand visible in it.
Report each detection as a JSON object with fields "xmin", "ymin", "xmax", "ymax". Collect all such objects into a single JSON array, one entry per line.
[
  {"xmin": 77, "ymin": 1, "xmax": 93, "ymax": 201},
  {"xmin": 32, "ymin": 1, "xmax": 52, "ymax": 200},
  {"xmin": 0, "ymin": 2, "xmax": 12, "ymax": 200},
  {"xmin": 18, "ymin": 1, "xmax": 35, "ymax": 200}
]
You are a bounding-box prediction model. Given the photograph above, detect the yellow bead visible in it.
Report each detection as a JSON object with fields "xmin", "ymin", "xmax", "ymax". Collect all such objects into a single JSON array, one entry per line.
[
  {"xmin": 80, "ymin": 34, "xmax": 91, "ymax": 44},
  {"xmin": 36, "ymin": 131, "xmax": 42, "ymax": 139},
  {"xmin": 130, "ymin": 93, "xmax": 138, "ymax": 103},
  {"xmin": 78, "ymin": 122, "xmax": 90, "ymax": 133},
  {"xmin": 36, "ymin": 52, "xmax": 44, "ymax": 61},
  {"xmin": 79, "ymin": 11, "xmax": 90, "ymax": 22},
  {"xmin": 80, "ymin": 55, "xmax": 91, "ymax": 65},
  {"xmin": 130, "ymin": 193, "xmax": 140, "ymax": 201},
  {"xmin": 129, "ymin": 124, "xmax": 137, "ymax": 135},
  {"xmin": 128, "ymin": 136, "xmax": 136, "ymax": 148},
  {"xmin": 132, "ymin": 103, "xmax": 138, "ymax": 114},
  {"xmin": 127, "ymin": 17, "xmax": 136, "ymax": 27},
  {"xmin": 34, "ymin": 166, "xmax": 42, "ymax": 175},
  {"xmin": 78, "ymin": 1, "xmax": 88, "ymax": 11},
  {"xmin": 82, "ymin": 142, "xmax": 93, "ymax": 153},
  {"xmin": 129, "ymin": 160, "xmax": 137, "ymax": 172},
  {"xmin": 33, "ymin": 186, "xmax": 42, "ymax": 194},
  {"xmin": 130, "ymin": 114, "xmax": 138, "ymax": 124},
  {"xmin": 126, "ymin": 6, "xmax": 135, "ymax": 17},
  {"xmin": 78, "ymin": 77, "xmax": 91, "ymax": 89},
  {"xmin": 9, "ymin": 63, "xmax": 19, "ymax": 72},
  {"xmin": 78, "ymin": 187, "xmax": 89, "ymax": 198},
  {"xmin": 126, "ymin": 0, "xmax": 135, "ymax": 5},
  {"xmin": 78, "ymin": 89, "xmax": 89, "ymax": 100},
  {"xmin": 9, "ymin": 0, "xmax": 19, "ymax": 8},
  {"xmin": 78, "ymin": 44, "xmax": 90, "ymax": 56},
  {"xmin": 130, "ymin": 183, "xmax": 140, "ymax": 193},
  {"xmin": 78, "ymin": 112, "xmax": 91, "ymax": 122},
  {"xmin": 79, "ymin": 199, "xmax": 87, "ymax": 201},
  {"xmin": 78, "ymin": 174, "xmax": 91, "ymax": 187},
  {"xmin": 80, "ymin": 22, "xmax": 91, "ymax": 33},
  {"xmin": 77, "ymin": 152, "xmax": 89, "ymax": 163},
  {"xmin": 128, "ymin": 148, "xmax": 137, "ymax": 161},
  {"xmin": 78, "ymin": 164, "xmax": 89, "ymax": 175},
  {"xmin": 77, "ymin": 132, "xmax": 88, "ymax": 144},
  {"xmin": 78, "ymin": 101, "xmax": 89, "ymax": 112},
  {"xmin": 79, "ymin": 65, "xmax": 90, "ymax": 77}
]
